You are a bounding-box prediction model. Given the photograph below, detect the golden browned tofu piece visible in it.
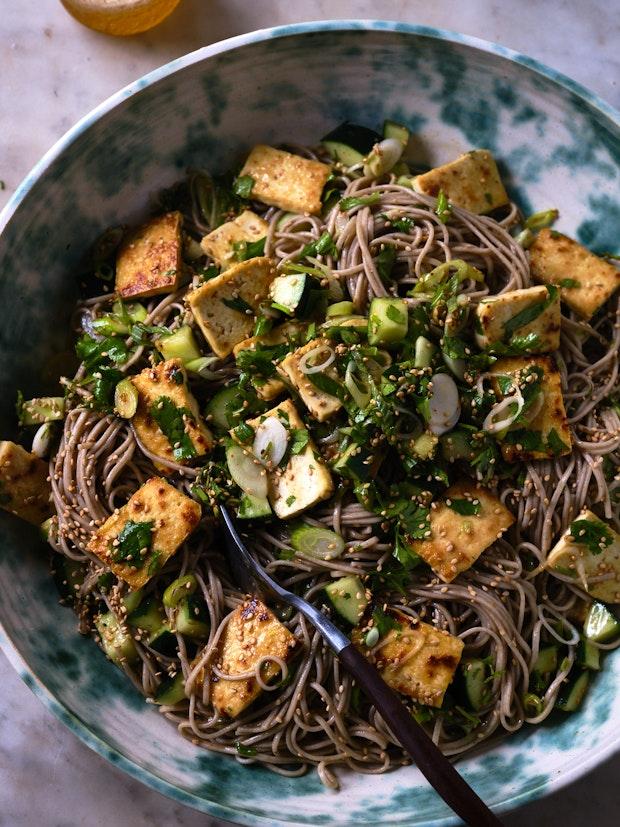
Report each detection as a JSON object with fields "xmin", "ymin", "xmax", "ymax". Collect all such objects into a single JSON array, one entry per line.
[
  {"xmin": 200, "ymin": 210, "xmax": 269, "ymax": 270},
  {"xmin": 353, "ymin": 610, "xmax": 463, "ymax": 708},
  {"xmin": 0, "ymin": 441, "xmax": 50, "ymax": 525},
  {"xmin": 131, "ymin": 359, "xmax": 213, "ymax": 470},
  {"xmin": 529, "ymin": 228, "xmax": 620, "ymax": 319},
  {"xmin": 87, "ymin": 477, "xmax": 201, "ymax": 590},
  {"xmin": 492, "ymin": 355, "xmax": 572, "ymax": 462},
  {"xmin": 115, "ymin": 212, "xmax": 183, "ymax": 299},
  {"xmin": 409, "ymin": 481, "xmax": 514, "ymax": 582},
  {"xmin": 475, "ymin": 285, "xmax": 560, "ymax": 353},
  {"xmin": 547, "ymin": 509, "xmax": 620, "ymax": 604},
  {"xmin": 277, "ymin": 339, "xmax": 342, "ymax": 422},
  {"xmin": 413, "ymin": 150, "xmax": 509, "ymax": 215},
  {"xmin": 244, "ymin": 399, "xmax": 334, "ymax": 519},
  {"xmin": 211, "ymin": 598, "xmax": 299, "ymax": 717},
  {"xmin": 239, "ymin": 145, "xmax": 332, "ymax": 215},
  {"xmin": 186, "ymin": 257, "xmax": 277, "ymax": 358},
  {"xmin": 233, "ymin": 321, "xmax": 305, "ymax": 401}
]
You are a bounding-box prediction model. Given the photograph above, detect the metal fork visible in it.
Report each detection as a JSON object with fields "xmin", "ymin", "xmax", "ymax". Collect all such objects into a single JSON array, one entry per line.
[{"xmin": 219, "ymin": 505, "xmax": 502, "ymax": 827}]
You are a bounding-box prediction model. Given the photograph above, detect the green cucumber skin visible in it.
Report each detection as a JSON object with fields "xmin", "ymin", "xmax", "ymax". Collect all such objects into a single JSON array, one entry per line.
[
  {"xmin": 324, "ymin": 575, "xmax": 368, "ymax": 625},
  {"xmin": 321, "ymin": 122, "xmax": 381, "ymax": 155}
]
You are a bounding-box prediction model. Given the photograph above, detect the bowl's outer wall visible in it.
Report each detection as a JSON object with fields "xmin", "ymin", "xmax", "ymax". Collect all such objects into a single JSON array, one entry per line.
[{"xmin": 1, "ymin": 25, "xmax": 619, "ymax": 827}]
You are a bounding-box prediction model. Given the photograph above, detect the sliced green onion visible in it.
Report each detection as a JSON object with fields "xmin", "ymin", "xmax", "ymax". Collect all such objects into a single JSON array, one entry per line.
[
  {"xmin": 91, "ymin": 315, "xmax": 129, "ymax": 336},
  {"xmin": 114, "ymin": 379, "xmax": 138, "ymax": 419},
  {"xmin": 163, "ymin": 574, "xmax": 198, "ymax": 608},
  {"xmin": 185, "ymin": 356, "xmax": 221, "ymax": 378},
  {"xmin": 326, "ymin": 301, "xmax": 355, "ymax": 318},
  {"xmin": 514, "ymin": 228, "xmax": 535, "ymax": 249},
  {"xmin": 524, "ymin": 208, "xmax": 559, "ymax": 231},
  {"xmin": 344, "ymin": 361, "xmax": 371, "ymax": 409},
  {"xmin": 289, "ymin": 524, "xmax": 345, "ymax": 560},
  {"xmin": 19, "ymin": 396, "xmax": 65, "ymax": 426}
]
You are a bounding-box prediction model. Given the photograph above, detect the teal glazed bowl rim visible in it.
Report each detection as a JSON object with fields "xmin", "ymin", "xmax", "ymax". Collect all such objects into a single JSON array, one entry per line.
[{"xmin": 1, "ymin": 20, "xmax": 619, "ymax": 826}]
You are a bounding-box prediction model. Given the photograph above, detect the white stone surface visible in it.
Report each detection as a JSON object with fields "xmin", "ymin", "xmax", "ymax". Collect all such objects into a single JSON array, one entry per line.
[{"xmin": 0, "ymin": 1, "xmax": 619, "ymax": 824}]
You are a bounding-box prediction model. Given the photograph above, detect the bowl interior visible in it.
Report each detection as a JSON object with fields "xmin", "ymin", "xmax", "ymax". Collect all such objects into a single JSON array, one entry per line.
[{"xmin": 1, "ymin": 23, "xmax": 619, "ymax": 827}]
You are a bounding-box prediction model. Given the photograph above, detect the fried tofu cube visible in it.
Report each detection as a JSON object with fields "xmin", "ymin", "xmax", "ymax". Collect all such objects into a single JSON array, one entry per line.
[
  {"xmin": 413, "ymin": 150, "xmax": 509, "ymax": 215},
  {"xmin": 131, "ymin": 359, "xmax": 213, "ymax": 471},
  {"xmin": 239, "ymin": 145, "xmax": 332, "ymax": 215},
  {"xmin": 409, "ymin": 481, "xmax": 514, "ymax": 582},
  {"xmin": 245, "ymin": 400, "xmax": 334, "ymax": 519},
  {"xmin": 87, "ymin": 477, "xmax": 201, "ymax": 590},
  {"xmin": 233, "ymin": 321, "xmax": 305, "ymax": 401},
  {"xmin": 277, "ymin": 339, "xmax": 342, "ymax": 422},
  {"xmin": 211, "ymin": 598, "xmax": 299, "ymax": 717},
  {"xmin": 475, "ymin": 285, "xmax": 560, "ymax": 353},
  {"xmin": 492, "ymin": 356, "xmax": 572, "ymax": 462},
  {"xmin": 186, "ymin": 256, "xmax": 277, "ymax": 358},
  {"xmin": 115, "ymin": 212, "xmax": 183, "ymax": 299},
  {"xmin": 200, "ymin": 210, "xmax": 269, "ymax": 270},
  {"xmin": 529, "ymin": 228, "xmax": 620, "ymax": 319},
  {"xmin": 0, "ymin": 441, "xmax": 51, "ymax": 525},
  {"xmin": 353, "ymin": 610, "xmax": 464, "ymax": 708},
  {"xmin": 547, "ymin": 510, "xmax": 620, "ymax": 604}
]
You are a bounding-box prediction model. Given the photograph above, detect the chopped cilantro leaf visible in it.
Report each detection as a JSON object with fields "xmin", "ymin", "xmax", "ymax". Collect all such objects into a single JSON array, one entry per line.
[
  {"xmin": 339, "ymin": 193, "xmax": 381, "ymax": 211},
  {"xmin": 149, "ymin": 396, "xmax": 197, "ymax": 460},
  {"xmin": 222, "ymin": 296, "xmax": 254, "ymax": 314},
  {"xmin": 371, "ymin": 608, "xmax": 402, "ymax": 637},
  {"xmin": 233, "ymin": 175, "xmax": 255, "ymax": 199},
  {"xmin": 232, "ymin": 236, "xmax": 266, "ymax": 262},
  {"xmin": 435, "ymin": 189, "xmax": 452, "ymax": 223},
  {"xmin": 569, "ymin": 518, "xmax": 613, "ymax": 555},
  {"xmin": 374, "ymin": 245, "xmax": 397, "ymax": 285},
  {"xmin": 547, "ymin": 428, "xmax": 569, "ymax": 456},
  {"xmin": 448, "ymin": 498, "xmax": 481, "ymax": 516},
  {"xmin": 290, "ymin": 428, "xmax": 310, "ymax": 455},
  {"xmin": 112, "ymin": 520, "xmax": 154, "ymax": 565}
]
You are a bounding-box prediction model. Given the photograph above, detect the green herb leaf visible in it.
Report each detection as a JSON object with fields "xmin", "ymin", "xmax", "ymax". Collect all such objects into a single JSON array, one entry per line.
[
  {"xmin": 148, "ymin": 551, "xmax": 162, "ymax": 575},
  {"xmin": 371, "ymin": 608, "xmax": 402, "ymax": 638},
  {"xmin": 503, "ymin": 429, "xmax": 546, "ymax": 452},
  {"xmin": 558, "ymin": 278, "xmax": 581, "ymax": 288},
  {"xmin": 299, "ymin": 231, "xmax": 338, "ymax": 260},
  {"xmin": 233, "ymin": 175, "xmax": 255, "ymax": 199},
  {"xmin": 232, "ymin": 236, "xmax": 266, "ymax": 262},
  {"xmin": 569, "ymin": 518, "xmax": 613, "ymax": 555},
  {"xmin": 130, "ymin": 323, "xmax": 172, "ymax": 346},
  {"xmin": 547, "ymin": 428, "xmax": 569, "ymax": 456},
  {"xmin": 235, "ymin": 741, "xmax": 258, "ymax": 757},
  {"xmin": 385, "ymin": 301, "xmax": 406, "ymax": 324},
  {"xmin": 308, "ymin": 372, "xmax": 346, "ymax": 400},
  {"xmin": 486, "ymin": 332, "xmax": 542, "ymax": 356},
  {"xmin": 149, "ymin": 396, "xmax": 197, "ymax": 460},
  {"xmin": 448, "ymin": 498, "xmax": 481, "ymax": 516},
  {"xmin": 503, "ymin": 285, "xmax": 558, "ymax": 339},
  {"xmin": 232, "ymin": 422, "xmax": 255, "ymax": 444},
  {"xmin": 290, "ymin": 428, "xmax": 310, "ymax": 455},
  {"xmin": 380, "ymin": 213, "xmax": 414, "ymax": 233},
  {"xmin": 222, "ymin": 296, "xmax": 254, "ymax": 314},
  {"xmin": 199, "ymin": 264, "xmax": 220, "ymax": 282},
  {"xmin": 339, "ymin": 192, "xmax": 382, "ymax": 211},
  {"xmin": 374, "ymin": 245, "xmax": 397, "ymax": 285},
  {"xmin": 435, "ymin": 189, "xmax": 452, "ymax": 223},
  {"xmin": 112, "ymin": 520, "xmax": 154, "ymax": 565},
  {"xmin": 76, "ymin": 334, "xmax": 129, "ymax": 371},
  {"xmin": 92, "ymin": 367, "xmax": 123, "ymax": 410}
]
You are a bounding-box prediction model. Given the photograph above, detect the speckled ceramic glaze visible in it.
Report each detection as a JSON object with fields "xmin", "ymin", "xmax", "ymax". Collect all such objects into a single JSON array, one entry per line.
[{"xmin": 1, "ymin": 21, "xmax": 619, "ymax": 827}]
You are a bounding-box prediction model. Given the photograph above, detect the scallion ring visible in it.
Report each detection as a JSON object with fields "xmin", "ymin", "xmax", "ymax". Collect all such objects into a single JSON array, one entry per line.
[{"xmin": 299, "ymin": 344, "xmax": 335, "ymax": 375}]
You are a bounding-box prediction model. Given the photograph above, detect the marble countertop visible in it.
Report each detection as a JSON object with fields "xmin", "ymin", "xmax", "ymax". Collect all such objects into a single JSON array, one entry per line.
[{"xmin": 1, "ymin": 1, "xmax": 619, "ymax": 825}]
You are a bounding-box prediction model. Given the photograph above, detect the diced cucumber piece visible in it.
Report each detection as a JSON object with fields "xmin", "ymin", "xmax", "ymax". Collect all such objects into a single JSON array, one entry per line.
[
  {"xmin": 584, "ymin": 601, "xmax": 620, "ymax": 642},
  {"xmin": 91, "ymin": 315, "xmax": 130, "ymax": 336},
  {"xmin": 557, "ymin": 670, "xmax": 590, "ymax": 712},
  {"xmin": 321, "ymin": 122, "xmax": 381, "ymax": 165},
  {"xmin": 367, "ymin": 297, "xmax": 408, "ymax": 347},
  {"xmin": 205, "ymin": 385, "xmax": 245, "ymax": 431},
  {"xmin": 122, "ymin": 588, "xmax": 144, "ymax": 614},
  {"xmin": 533, "ymin": 645, "xmax": 559, "ymax": 675},
  {"xmin": 577, "ymin": 637, "xmax": 601, "ymax": 671},
  {"xmin": 276, "ymin": 211, "xmax": 297, "ymax": 229},
  {"xmin": 154, "ymin": 673, "xmax": 186, "ymax": 705},
  {"xmin": 20, "ymin": 396, "xmax": 65, "ymax": 426},
  {"xmin": 156, "ymin": 325, "xmax": 202, "ymax": 364},
  {"xmin": 324, "ymin": 575, "xmax": 368, "ymax": 624},
  {"xmin": 95, "ymin": 612, "xmax": 137, "ymax": 665},
  {"xmin": 270, "ymin": 274, "xmax": 309, "ymax": 315},
  {"xmin": 163, "ymin": 574, "xmax": 198, "ymax": 608},
  {"xmin": 127, "ymin": 597, "xmax": 165, "ymax": 635},
  {"xmin": 175, "ymin": 595, "xmax": 210, "ymax": 639},
  {"xmin": 147, "ymin": 625, "xmax": 177, "ymax": 657},
  {"xmin": 414, "ymin": 335, "xmax": 436, "ymax": 368},
  {"xmin": 40, "ymin": 516, "xmax": 56, "ymax": 542},
  {"xmin": 238, "ymin": 492, "xmax": 272, "ymax": 519},
  {"xmin": 332, "ymin": 443, "xmax": 375, "ymax": 482},
  {"xmin": 326, "ymin": 301, "xmax": 355, "ymax": 318},
  {"xmin": 410, "ymin": 432, "xmax": 438, "ymax": 460},
  {"xmin": 52, "ymin": 555, "xmax": 85, "ymax": 602},
  {"xmin": 114, "ymin": 378, "xmax": 138, "ymax": 419},
  {"xmin": 461, "ymin": 659, "xmax": 491, "ymax": 711},
  {"xmin": 383, "ymin": 120, "xmax": 410, "ymax": 147},
  {"xmin": 290, "ymin": 524, "xmax": 345, "ymax": 560},
  {"xmin": 226, "ymin": 443, "xmax": 268, "ymax": 499},
  {"xmin": 440, "ymin": 428, "xmax": 476, "ymax": 462}
]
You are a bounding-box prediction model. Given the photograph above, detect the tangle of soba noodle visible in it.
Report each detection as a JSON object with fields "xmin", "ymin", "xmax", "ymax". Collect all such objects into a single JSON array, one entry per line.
[{"xmin": 46, "ymin": 146, "xmax": 620, "ymax": 790}]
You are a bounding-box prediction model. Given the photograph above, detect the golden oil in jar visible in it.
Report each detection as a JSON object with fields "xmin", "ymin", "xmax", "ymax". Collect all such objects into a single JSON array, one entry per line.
[{"xmin": 60, "ymin": 0, "xmax": 182, "ymax": 36}]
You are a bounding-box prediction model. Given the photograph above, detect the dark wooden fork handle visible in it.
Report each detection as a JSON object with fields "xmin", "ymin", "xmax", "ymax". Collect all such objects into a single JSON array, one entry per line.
[{"xmin": 339, "ymin": 644, "xmax": 503, "ymax": 827}]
